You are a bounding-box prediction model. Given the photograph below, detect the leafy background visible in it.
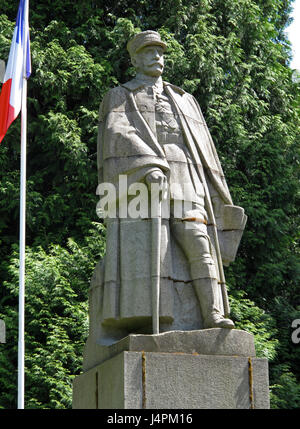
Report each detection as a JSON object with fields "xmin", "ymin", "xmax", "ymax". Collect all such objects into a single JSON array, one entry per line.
[{"xmin": 0, "ymin": 0, "xmax": 299, "ymax": 408}]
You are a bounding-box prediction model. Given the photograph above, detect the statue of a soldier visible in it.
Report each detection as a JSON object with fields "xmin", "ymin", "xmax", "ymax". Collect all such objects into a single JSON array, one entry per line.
[{"xmin": 94, "ymin": 31, "xmax": 247, "ymax": 343}]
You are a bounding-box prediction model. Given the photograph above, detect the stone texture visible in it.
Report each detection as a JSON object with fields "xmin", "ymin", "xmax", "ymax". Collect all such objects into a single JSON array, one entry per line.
[
  {"xmin": 251, "ymin": 358, "xmax": 271, "ymax": 409},
  {"xmin": 73, "ymin": 328, "xmax": 269, "ymax": 409},
  {"xmin": 142, "ymin": 353, "xmax": 267, "ymax": 409},
  {"xmin": 73, "ymin": 351, "xmax": 269, "ymax": 409},
  {"xmin": 83, "ymin": 328, "xmax": 256, "ymax": 371},
  {"xmin": 72, "ymin": 366, "xmax": 98, "ymax": 409},
  {"xmin": 95, "ymin": 30, "xmax": 247, "ymax": 337},
  {"xmin": 0, "ymin": 319, "xmax": 5, "ymax": 343},
  {"xmin": 73, "ymin": 352, "xmax": 143, "ymax": 409}
]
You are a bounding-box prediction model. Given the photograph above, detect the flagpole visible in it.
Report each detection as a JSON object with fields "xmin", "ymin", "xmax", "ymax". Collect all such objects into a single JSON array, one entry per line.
[
  {"xmin": 18, "ymin": 0, "xmax": 29, "ymax": 410},
  {"xmin": 18, "ymin": 75, "xmax": 27, "ymax": 410},
  {"xmin": 18, "ymin": 81, "xmax": 26, "ymax": 409}
]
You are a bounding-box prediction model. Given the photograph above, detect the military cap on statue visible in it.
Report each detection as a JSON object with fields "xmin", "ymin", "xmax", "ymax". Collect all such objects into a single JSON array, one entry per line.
[{"xmin": 127, "ymin": 30, "xmax": 167, "ymax": 57}]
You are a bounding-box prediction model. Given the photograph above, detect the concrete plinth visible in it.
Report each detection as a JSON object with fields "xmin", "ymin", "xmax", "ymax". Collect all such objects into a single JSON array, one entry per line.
[{"xmin": 72, "ymin": 329, "xmax": 270, "ymax": 409}]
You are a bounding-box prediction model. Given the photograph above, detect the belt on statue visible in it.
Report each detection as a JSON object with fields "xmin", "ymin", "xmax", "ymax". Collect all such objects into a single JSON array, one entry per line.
[
  {"xmin": 157, "ymin": 131, "xmax": 184, "ymax": 145},
  {"xmin": 182, "ymin": 217, "xmax": 207, "ymax": 224}
]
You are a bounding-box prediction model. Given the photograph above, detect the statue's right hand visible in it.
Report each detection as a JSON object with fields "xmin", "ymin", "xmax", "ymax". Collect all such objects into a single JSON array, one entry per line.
[{"xmin": 145, "ymin": 170, "xmax": 167, "ymax": 189}]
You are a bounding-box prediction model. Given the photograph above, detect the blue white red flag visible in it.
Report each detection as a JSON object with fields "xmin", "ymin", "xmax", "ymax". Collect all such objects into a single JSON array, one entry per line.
[{"xmin": 0, "ymin": 0, "xmax": 31, "ymax": 143}]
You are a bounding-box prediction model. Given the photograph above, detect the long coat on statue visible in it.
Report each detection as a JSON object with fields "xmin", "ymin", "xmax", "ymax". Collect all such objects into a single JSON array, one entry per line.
[{"xmin": 87, "ymin": 78, "xmax": 247, "ymax": 349}]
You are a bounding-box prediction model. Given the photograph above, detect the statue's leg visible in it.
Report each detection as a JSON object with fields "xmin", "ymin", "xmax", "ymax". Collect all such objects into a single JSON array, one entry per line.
[
  {"xmin": 170, "ymin": 210, "xmax": 234, "ymax": 329},
  {"xmin": 193, "ymin": 278, "xmax": 234, "ymax": 329}
]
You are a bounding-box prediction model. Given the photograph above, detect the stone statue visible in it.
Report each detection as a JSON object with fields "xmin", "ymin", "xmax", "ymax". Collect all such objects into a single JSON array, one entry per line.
[
  {"xmin": 89, "ymin": 31, "xmax": 247, "ymax": 347},
  {"xmin": 72, "ymin": 32, "xmax": 271, "ymax": 411}
]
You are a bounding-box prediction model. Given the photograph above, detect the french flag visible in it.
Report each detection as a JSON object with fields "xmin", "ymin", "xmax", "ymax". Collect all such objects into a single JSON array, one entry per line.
[{"xmin": 0, "ymin": 0, "xmax": 31, "ymax": 144}]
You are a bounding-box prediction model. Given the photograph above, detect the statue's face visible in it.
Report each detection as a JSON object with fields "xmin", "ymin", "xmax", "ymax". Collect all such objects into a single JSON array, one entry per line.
[{"xmin": 132, "ymin": 45, "xmax": 164, "ymax": 77}]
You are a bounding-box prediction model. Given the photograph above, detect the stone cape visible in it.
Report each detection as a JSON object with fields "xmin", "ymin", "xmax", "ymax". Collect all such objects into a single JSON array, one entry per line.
[
  {"xmin": 90, "ymin": 79, "xmax": 247, "ymax": 344},
  {"xmin": 98, "ymin": 80, "xmax": 233, "ymax": 203}
]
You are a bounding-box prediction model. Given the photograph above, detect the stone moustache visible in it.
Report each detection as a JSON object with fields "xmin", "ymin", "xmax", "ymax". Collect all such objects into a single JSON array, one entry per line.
[{"xmin": 93, "ymin": 30, "xmax": 247, "ymax": 345}]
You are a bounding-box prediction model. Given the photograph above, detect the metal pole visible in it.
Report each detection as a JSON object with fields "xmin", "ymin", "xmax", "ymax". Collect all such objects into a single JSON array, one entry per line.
[
  {"xmin": 18, "ymin": 0, "xmax": 29, "ymax": 409},
  {"xmin": 18, "ymin": 73, "xmax": 27, "ymax": 411}
]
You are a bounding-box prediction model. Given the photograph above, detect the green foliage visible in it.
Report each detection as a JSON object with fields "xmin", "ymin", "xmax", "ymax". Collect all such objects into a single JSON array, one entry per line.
[
  {"xmin": 0, "ymin": 223, "xmax": 105, "ymax": 408},
  {"xmin": 0, "ymin": 0, "xmax": 299, "ymax": 408},
  {"xmin": 230, "ymin": 290, "xmax": 278, "ymax": 360},
  {"xmin": 270, "ymin": 364, "xmax": 300, "ymax": 409}
]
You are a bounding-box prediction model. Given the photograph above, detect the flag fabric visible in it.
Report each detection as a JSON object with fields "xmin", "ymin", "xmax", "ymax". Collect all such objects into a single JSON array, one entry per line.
[{"xmin": 0, "ymin": 0, "xmax": 31, "ymax": 144}]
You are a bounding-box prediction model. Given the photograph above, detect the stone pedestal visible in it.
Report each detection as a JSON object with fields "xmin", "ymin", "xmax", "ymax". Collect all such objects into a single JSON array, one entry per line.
[{"xmin": 72, "ymin": 329, "xmax": 270, "ymax": 409}]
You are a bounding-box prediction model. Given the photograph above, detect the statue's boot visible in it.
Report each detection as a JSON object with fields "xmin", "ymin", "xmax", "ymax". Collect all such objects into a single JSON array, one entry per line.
[{"xmin": 193, "ymin": 278, "xmax": 235, "ymax": 329}]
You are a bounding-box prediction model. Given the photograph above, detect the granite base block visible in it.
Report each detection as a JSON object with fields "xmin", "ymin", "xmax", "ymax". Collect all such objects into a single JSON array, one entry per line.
[{"xmin": 72, "ymin": 329, "xmax": 270, "ymax": 409}]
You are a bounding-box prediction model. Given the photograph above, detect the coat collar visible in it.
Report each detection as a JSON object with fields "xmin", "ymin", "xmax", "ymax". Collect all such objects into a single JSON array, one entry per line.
[{"xmin": 121, "ymin": 78, "xmax": 186, "ymax": 95}]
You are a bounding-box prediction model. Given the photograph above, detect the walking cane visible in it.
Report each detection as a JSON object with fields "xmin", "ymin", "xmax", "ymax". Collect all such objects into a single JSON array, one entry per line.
[{"xmin": 151, "ymin": 181, "xmax": 166, "ymax": 335}]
